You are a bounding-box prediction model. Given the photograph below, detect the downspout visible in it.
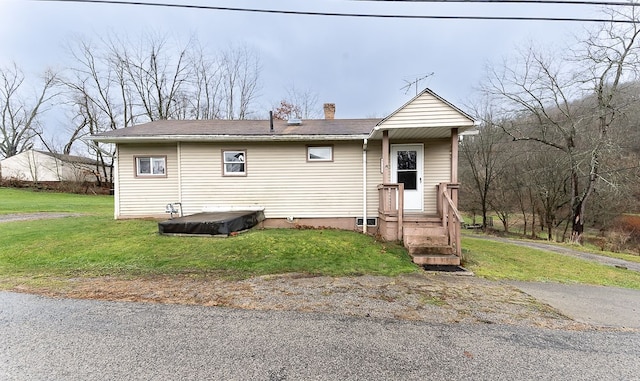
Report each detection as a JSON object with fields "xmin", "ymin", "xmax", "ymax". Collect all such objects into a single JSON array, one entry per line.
[
  {"xmin": 363, "ymin": 138, "xmax": 368, "ymax": 234},
  {"xmin": 113, "ymin": 145, "xmax": 120, "ymax": 219},
  {"xmin": 177, "ymin": 142, "xmax": 182, "ymax": 206}
]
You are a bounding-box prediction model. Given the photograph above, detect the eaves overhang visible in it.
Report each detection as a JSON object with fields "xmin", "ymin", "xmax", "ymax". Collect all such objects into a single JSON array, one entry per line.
[
  {"xmin": 367, "ymin": 124, "xmax": 476, "ymax": 140},
  {"xmin": 90, "ymin": 134, "xmax": 370, "ymax": 144}
]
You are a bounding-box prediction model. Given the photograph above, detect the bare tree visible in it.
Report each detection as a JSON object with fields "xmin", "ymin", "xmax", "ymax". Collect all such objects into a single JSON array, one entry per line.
[
  {"xmin": 483, "ymin": 8, "xmax": 640, "ymax": 243},
  {"xmin": 0, "ymin": 63, "xmax": 57, "ymax": 159},
  {"xmin": 220, "ymin": 45, "xmax": 261, "ymax": 120},
  {"xmin": 62, "ymin": 37, "xmax": 134, "ymax": 184},
  {"xmin": 187, "ymin": 45, "xmax": 223, "ymax": 119},
  {"xmin": 111, "ymin": 34, "xmax": 192, "ymax": 121},
  {"xmin": 283, "ymin": 85, "xmax": 321, "ymax": 119},
  {"xmin": 459, "ymin": 105, "xmax": 509, "ymax": 230},
  {"xmin": 60, "ymin": 35, "xmax": 264, "ymax": 182}
]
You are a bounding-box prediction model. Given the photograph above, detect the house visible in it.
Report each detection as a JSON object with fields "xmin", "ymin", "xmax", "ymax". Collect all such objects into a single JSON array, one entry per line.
[
  {"xmin": 91, "ymin": 88, "xmax": 476, "ymax": 265},
  {"xmin": 0, "ymin": 149, "xmax": 105, "ymax": 183}
]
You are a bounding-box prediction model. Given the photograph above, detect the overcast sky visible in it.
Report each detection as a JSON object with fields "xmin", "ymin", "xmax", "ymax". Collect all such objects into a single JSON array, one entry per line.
[{"xmin": 1, "ymin": 0, "xmax": 604, "ymax": 127}]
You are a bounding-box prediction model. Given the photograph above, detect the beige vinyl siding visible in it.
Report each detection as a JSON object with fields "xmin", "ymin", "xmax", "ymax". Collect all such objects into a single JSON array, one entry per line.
[
  {"xmin": 113, "ymin": 138, "xmax": 451, "ymax": 219},
  {"xmin": 179, "ymin": 141, "xmax": 365, "ymax": 218},
  {"xmin": 117, "ymin": 144, "xmax": 179, "ymax": 217},
  {"xmin": 423, "ymin": 139, "xmax": 451, "ymax": 213},
  {"xmin": 366, "ymin": 141, "xmax": 384, "ymax": 217},
  {"xmin": 381, "ymin": 92, "xmax": 473, "ymax": 129}
]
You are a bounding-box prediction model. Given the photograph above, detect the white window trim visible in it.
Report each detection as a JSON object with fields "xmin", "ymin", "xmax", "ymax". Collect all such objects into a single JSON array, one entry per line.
[
  {"xmin": 307, "ymin": 145, "xmax": 333, "ymax": 162},
  {"xmin": 222, "ymin": 150, "xmax": 247, "ymax": 176},
  {"xmin": 135, "ymin": 156, "xmax": 167, "ymax": 177}
]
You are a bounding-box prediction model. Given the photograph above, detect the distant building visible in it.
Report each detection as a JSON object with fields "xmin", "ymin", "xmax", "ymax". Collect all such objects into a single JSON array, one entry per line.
[{"xmin": 0, "ymin": 149, "xmax": 107, "ymax": 183}]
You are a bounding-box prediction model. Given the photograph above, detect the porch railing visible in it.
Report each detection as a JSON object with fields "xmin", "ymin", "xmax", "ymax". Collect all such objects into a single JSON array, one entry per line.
[
  {"xmin": 378, "ymin": 182, "xmax": 462, "ymax": 256},
  {"xmin": 377, "ymin": 183, "xmax": 404, "ymax": 240},
  {"xmin": 438, "ymin": 183, "xmax": 462, "ymax": 257}
]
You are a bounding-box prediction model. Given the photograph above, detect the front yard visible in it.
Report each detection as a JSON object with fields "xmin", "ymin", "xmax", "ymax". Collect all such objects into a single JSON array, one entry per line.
[{"xmin": 2, "ymin": 187, "xmax": 640, "ymax": 291}]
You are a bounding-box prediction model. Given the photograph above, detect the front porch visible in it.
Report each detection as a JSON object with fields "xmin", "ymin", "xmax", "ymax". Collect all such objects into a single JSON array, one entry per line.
[
  {"xmin": 377, "ymin": 183, "xmax": 463, "ymax": 266},
  {"xmin": 370, "ymin": 105, "xmax": 465, "ymax": 266}
]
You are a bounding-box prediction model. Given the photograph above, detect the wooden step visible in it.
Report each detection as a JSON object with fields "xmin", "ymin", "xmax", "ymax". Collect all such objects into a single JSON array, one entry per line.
[
  {"xmin": 403, "ymin": 226, "xmax": 447, "ymax": 238},
  {"xmin": 410, "ymin": 254, "xmax": 461, "ymax": 266},
  {"xmin": 403, "ymin": 221, "xmax": 442, "ymax": 229},
  {"xmin": 403, "ymin": 214, "xmax": 441, "ymax": 223},
  {"xmin": 404, "ymin": 234, "xmax": 449, "ymax": 247},
  {"xmin": 407, "ymin": 244, "xmax": 455, "ymax": 256}
]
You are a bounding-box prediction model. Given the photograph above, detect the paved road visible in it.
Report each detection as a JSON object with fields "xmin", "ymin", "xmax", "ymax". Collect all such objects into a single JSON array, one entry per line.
[
  {"xmin": 465, "ymin": 234, "xmax": 640, "ymax": 329},
  {"xmin": 1, "ymin": 292, "xmax": 639, "ymax": 381},
  {"xmin": 511, "ymin": 282, "xmax": 640, "ymax": 329}
]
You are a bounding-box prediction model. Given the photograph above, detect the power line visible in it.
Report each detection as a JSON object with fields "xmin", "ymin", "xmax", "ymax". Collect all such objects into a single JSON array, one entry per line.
[
  {"xmin": 31, "ymin": 0, "xmax": 640, "ymax": 23},
  {"xmin": 354, "ymin": 0, "xmax": 640, "ymax": 7}
]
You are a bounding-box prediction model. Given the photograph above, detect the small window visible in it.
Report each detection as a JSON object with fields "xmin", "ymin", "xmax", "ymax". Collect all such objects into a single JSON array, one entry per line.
[
  {"xmin": 307, "ymin": 146, "xmax": 333, "ymax": 162},
  {"xmin": 223, "ymin": 150, "xmax": 246, "ymax": 176},
  {"xmin": 356, "ymin": 217, "xmax": 377, "ymax": 227},
  {"xmin": 135, "ymin": 156, "xmax": 166, "ymax": 177}
]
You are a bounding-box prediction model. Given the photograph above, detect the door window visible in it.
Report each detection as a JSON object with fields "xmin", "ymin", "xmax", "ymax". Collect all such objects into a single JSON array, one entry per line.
[{"xmin": 396, "ymin": 150, "xmax": 417, "ymax": 190}]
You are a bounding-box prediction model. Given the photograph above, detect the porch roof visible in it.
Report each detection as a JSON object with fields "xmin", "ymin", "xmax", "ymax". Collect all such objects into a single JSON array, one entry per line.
[{"xmin": 368, "ymin": 88, "xmax": 477, "ymax": 140}]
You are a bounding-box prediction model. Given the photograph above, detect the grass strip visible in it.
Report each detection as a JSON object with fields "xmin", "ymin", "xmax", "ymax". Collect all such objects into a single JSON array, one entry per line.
[
  {"xmin": 0, "ymin": 187, "xmax": 113, "ymax": 215},
  {"xmin": 463, "ymin": 237, "xmax": 640, "ymax": 289}
]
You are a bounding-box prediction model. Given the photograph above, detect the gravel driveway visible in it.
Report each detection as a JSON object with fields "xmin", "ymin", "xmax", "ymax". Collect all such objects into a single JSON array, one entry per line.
[{"xmin": 8, "ymin": 272, "xmax": 592, "ymax": 331}]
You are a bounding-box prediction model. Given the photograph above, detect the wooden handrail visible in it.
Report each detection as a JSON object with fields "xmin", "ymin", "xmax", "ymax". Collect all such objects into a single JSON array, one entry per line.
[
  {"xmin": 441, "ymin": 187, "xmax": 463, "ymax": 222},
  {"xmin": 377, "ymin": 183, "xmax": 404, "ymax": 240},
  {"xmin": 440, "ymin": 182, "xmax": 462, "ymax": 257}
]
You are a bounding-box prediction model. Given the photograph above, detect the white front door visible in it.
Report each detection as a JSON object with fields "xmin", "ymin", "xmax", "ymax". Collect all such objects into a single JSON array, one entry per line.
[{"xmin": 391, "ymin": 144, "xmax": 424, "ymax": 211}]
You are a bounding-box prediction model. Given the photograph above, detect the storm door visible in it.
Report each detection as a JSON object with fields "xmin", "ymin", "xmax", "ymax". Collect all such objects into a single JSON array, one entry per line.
[{"xmin": 391, "ymin": 144, "xmax": 424, "ymax": 211}]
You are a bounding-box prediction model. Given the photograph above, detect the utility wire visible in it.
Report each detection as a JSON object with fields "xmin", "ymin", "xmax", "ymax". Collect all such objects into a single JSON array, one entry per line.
[
  {"xmin": 354, "ymin": 0, "xmax": 640, "ymax": 7},
  {"xmin": 31, "ymin": 0, "xmax": 640, "ymax": 23}
]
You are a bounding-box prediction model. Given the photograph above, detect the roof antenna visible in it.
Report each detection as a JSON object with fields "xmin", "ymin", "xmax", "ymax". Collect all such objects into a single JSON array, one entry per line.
[
  {"xmin": 401, "ymin": 72, "xmax": 434, "ymax": 95},
  {"xmin": 269, "ymin": 111, "xmax": 274, "ymax": 133}
]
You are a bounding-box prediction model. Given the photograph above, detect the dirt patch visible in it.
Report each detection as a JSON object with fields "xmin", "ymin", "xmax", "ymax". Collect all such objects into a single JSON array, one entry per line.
[
  {"xmin": 5, "ymin": 272, "xmax": 592, "ymax": 330},
  {"xmin": 0, "ymin": 213, "xmax": 83, "ymax": 223}
]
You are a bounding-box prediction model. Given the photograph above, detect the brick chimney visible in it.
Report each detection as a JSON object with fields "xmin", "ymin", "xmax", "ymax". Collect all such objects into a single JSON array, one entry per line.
[{"xmin": 323, "ymin": 103, "xmax": 335, "ymax": 120}]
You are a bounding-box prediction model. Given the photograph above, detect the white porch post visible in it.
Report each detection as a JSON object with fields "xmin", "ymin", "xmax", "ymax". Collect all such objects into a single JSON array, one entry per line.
[
  {"xmin": 451, "ymin": 128, "xmax": 459, "ymax": 183},
  {"xmin": 450, "ymin": 128, "xmax": 461, "ymax": 256},
  {"xmin": 382, "ymin": 130, "xmax": 390, "ymax": 183}
]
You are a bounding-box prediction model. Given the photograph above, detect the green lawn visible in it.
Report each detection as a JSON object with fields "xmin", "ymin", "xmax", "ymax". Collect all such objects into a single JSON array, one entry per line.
[
  {"xmin": 0, "ymin": 187, "xmax": 113, "ymax": 215},
  {"xmin": 0, "ymin": 187, "xmax": 417, "ymax": 283},
  {"xmin": 462, "ymin": 237, "xmax": 640, "ymax": 289},
  {"xmin": 2, "ymin": 187, "xmax": 640, "ymax": 290},
  {"xmin": 0, "ymin": 216, "xmax": 417, "ymax": 279}
]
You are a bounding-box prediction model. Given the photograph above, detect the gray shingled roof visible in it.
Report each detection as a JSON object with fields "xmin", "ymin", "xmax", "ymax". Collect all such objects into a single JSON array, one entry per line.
[
  {"xmin": 92, "ymin": 119, "xmax": 381, "ymax": 142},
  {"xmin": 37, "ymin": 150, "xmax": 99, "ymax": 166}
]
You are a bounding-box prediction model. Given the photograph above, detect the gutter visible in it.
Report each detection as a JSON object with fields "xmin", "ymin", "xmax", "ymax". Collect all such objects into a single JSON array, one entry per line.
[{"xmin": 90, "ymin": 134, "xmax": 369, "ymax": 144}]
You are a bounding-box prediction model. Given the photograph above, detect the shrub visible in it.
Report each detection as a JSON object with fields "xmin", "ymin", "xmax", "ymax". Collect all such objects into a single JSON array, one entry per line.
[{"xmin": 608, "ymin": 215, "xmax": 640, "ymax": 254}]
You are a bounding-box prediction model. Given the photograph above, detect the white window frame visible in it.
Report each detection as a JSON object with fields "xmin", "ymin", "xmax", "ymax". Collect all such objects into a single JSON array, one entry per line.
[
  {"xmin": 222, "ymin": 150, "xmax": 247, "ymax": 176},
  {"xmin": 307, "ymin": 145, "xmax": 333, "ymax": 162},
  {"xmin": 135, "ymin": 156, "xmax": 166, "ymax": 177}
]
